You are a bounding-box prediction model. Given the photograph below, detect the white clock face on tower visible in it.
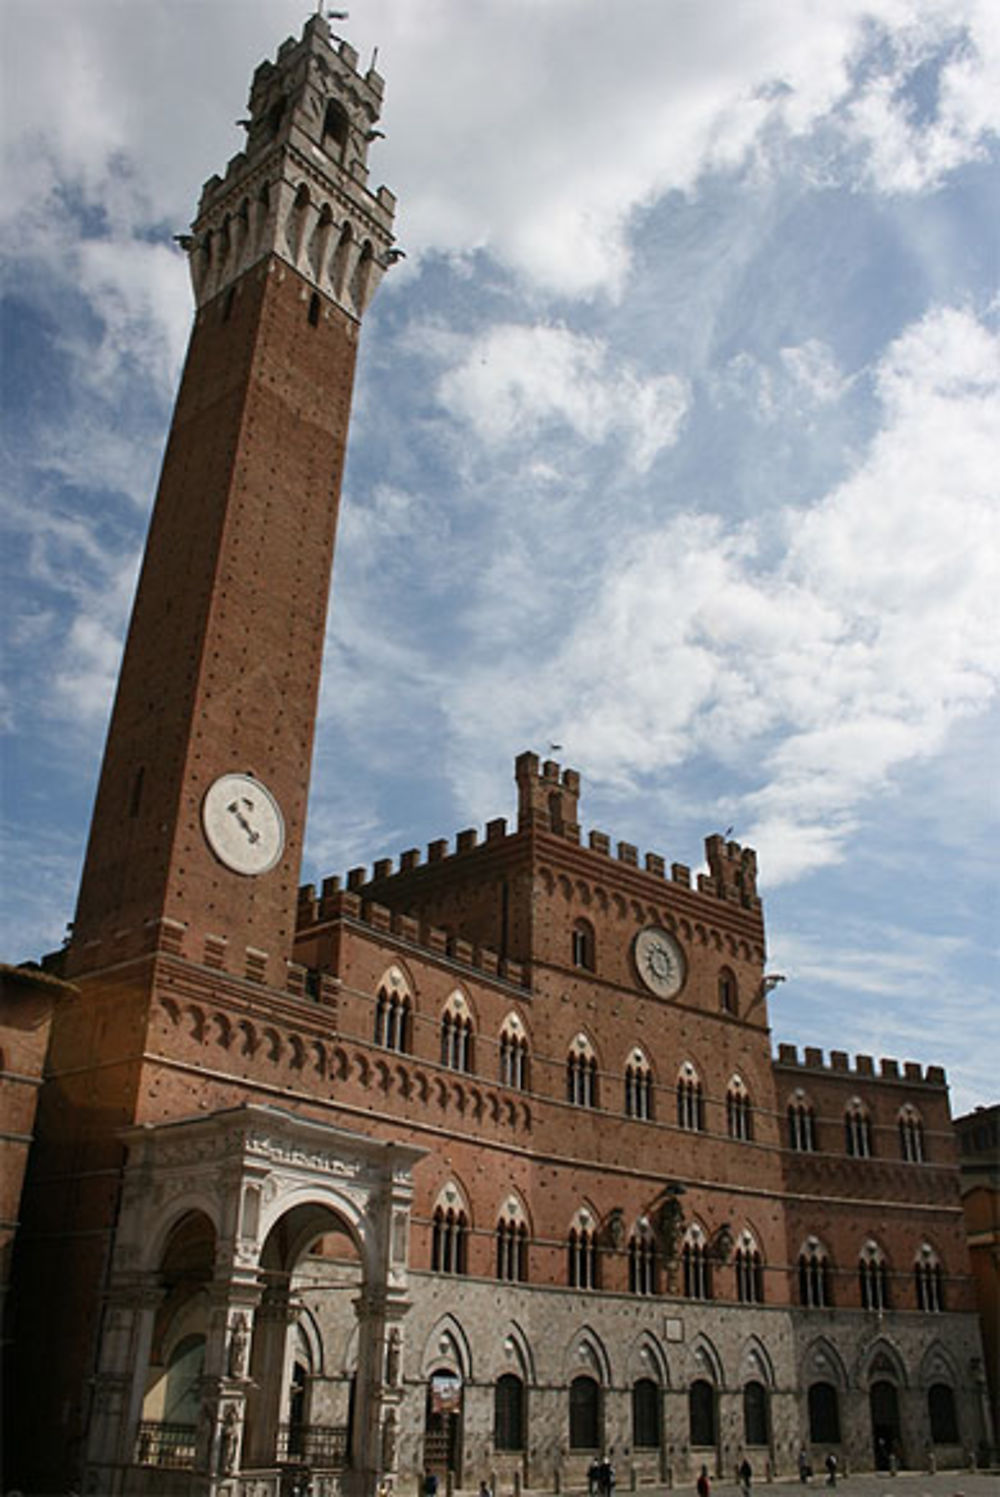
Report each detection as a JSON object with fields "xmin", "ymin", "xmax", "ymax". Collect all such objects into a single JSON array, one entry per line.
[
  {"xmin": 202, "ymin": 773, "xmax": 285, "ymax": 876},
  {"xmin": 633, "ymin": 926, "xmax": 686, "ymax": 999}
]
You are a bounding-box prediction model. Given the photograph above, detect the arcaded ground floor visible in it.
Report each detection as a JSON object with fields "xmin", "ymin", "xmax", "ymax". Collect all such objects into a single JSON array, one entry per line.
[{"xmin": 70, "ymin": 1108, "xmax": 992, "ymax": 1497}]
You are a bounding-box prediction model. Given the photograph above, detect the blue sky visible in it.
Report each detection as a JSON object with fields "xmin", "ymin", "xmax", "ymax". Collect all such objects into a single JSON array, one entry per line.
[{"xmin": 1, "ymin": 0, "xmax": 998, "ymax": 1113}]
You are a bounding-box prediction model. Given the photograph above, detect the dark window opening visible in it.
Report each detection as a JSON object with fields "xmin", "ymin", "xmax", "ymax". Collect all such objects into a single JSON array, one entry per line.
[
  {"xmin": 808, "ymin": 1382, "xmax": 840, "ymax": 1444},
  {"xmin": 689, "ymin": 1380, "xmax": 716, "ymax": 1447},
  {"xmin": 743, "ymin": 1381, "xmax": 769, "ymax": 1446},
  {"xmin": 569, "ymin": 1376, "xmax": 600, "ymax": 1450},
  {"xmin": 632, "ymin": 1378, "xmax": 661, "ymax": 1449},
  {"xmin": 928, "ymin": 1383, "xmax": 958, "ymax": 1445},
  {"xmin": 494, "ymin": 1374, "xmax": 525, "ymax": 1451}
]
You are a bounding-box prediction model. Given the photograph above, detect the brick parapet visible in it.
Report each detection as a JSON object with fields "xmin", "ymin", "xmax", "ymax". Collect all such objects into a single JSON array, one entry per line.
[
  {"xmin": 299, "ymin": 811, "xmax": 766, "ymax": 949},
  {"xmin": 774, "ymin": 1042, "xmax": 946, "ymax": 1089},
  {"xmin": 295, "ymin": 888, "xmax": 531, "ymax": 994}
]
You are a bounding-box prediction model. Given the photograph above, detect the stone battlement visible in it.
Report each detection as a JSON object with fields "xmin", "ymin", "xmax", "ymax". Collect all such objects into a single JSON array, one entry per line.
[{"xmin": 774, "ymin": 1041, "xmax": 946, "ymax": 1087}]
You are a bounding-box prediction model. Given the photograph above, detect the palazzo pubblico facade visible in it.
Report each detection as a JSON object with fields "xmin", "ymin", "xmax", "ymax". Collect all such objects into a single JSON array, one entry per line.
[{"xmin": 2, "ymin": 15, "xmax": 992, "ymax": 1497}]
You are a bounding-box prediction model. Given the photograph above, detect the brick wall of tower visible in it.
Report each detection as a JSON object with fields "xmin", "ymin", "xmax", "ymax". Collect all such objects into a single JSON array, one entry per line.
[{"xmin": 69, "ymin": 261, "xmax": 359, "ymax": 985}]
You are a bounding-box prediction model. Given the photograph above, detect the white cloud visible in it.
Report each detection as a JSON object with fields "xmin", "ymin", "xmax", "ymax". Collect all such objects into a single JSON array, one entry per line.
[
  {"xmin": 436, "ymin": 323, "xmax": 689, "ymax": 474},
  {"xmin": 438, "ymin": 304, "xmax": 1000, "ymax": 883},
  {"xmin": 779, "ymin": 341, "xmax": 850, "ymax": 407}
]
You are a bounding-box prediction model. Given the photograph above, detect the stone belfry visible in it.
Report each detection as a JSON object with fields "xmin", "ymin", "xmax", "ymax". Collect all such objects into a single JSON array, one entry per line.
[
  {"xmin": 7, "ymin": 18, "xmax": 399, "ymax": 1491},
  {"xmin": 69, "ymin": 13, "xmax": 396, "ymax": 986}
]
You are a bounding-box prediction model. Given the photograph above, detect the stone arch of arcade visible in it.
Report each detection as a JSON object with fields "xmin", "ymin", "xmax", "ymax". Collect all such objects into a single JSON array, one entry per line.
[{"xmin": 84, "ymin": 1103, "xmax": 424, "ymax": 1497}]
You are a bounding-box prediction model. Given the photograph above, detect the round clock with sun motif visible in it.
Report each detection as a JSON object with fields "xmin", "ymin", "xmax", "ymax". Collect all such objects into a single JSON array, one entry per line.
[{"xmin": 633, "ymin": 926, "xmax": 686, "ymax": 998}]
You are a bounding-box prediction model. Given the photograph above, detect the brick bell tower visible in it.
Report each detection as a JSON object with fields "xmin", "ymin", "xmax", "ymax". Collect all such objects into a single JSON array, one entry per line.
[
  {"xmin": 68, "ymin": 13, "xmax": 396, "ymax": 986},
  {"xmin": 6, "ymin": 18, "xmax": 396, "ymax": 1490}
]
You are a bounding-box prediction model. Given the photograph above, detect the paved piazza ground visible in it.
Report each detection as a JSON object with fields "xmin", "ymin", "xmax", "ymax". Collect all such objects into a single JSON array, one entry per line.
[{"xmin": 531, "ymin": 1476, "xmax": 1000, "ymax": 1497}]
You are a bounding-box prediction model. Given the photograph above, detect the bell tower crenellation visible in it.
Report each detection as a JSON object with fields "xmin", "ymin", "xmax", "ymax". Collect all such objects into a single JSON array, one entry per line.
[{"xmin": 188, "ymin": 15, "xmax": 397, "ymax": 317}]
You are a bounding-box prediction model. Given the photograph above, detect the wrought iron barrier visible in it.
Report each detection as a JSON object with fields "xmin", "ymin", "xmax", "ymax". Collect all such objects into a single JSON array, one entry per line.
[
  {"xmin": 134, "ymin": 1420, "xmax": 198, "ymax": 1468},
  {"xmin": 276, "ymin": 1423, "xmax": 349, "ymax": 1467}
]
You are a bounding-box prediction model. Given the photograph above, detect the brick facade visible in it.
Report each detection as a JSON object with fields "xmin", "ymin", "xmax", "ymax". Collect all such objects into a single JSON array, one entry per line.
[{"xmin": 1, "ymin": 16, "xmax": 991, "ymax": 1497}]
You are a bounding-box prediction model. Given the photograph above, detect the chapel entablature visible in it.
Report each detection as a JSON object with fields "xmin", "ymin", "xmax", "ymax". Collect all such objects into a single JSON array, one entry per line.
[{"xmin": 774, "ymin": 1043, "xmax": 947, "ymax": 1090}]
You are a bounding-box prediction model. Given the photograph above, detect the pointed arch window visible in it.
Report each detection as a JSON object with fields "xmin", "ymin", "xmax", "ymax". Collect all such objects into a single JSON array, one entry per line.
[
  {"xmin": 625, "ymin": 1047, "xmax": 654, "ymax": 1120},
  {"xmin": 727, "ymin": 1075, "xmax": 753, "ymax": 1141},
  {"xmin": 567, "ymin": 1209, "xmax": 599, "ymax": 1289},
  {"xmin": 845, "ymin": 1098, "xmax": 872, "ymax": 1158},
  {"xmin": 374, "ymin": 973, "xmax": 411, "ymax": 1053},
  {"xmin": 798, "ymin": 1238, "xmax": 833, "ymax": 1308},
  {"xmin": 899, "ymin": 1105, "xmax": 925, "ymax": 1163},
  {"xmin": 499, "ymin": 1013, "xmax": 529, "ymax": 1090},
  {"xmin": 632, "ymin": 1377, "xmax": 661, "ymax": 1449},
  {"xmin": 494, "ymin": 1373, "xmax": 525, "ymax": 1451},
  {"xmin": 440, "ymin": 991, "xmax": 474, "ymax": 1073},
  {"xmin": 743, "ymin": 1381, "xmax": 769, "ymax": 1446},
  {"xmin": 928, "ymin": 1383, "xmax": 958, "ymax": 1444},
  {"xmin": 858, "ymin": 1240, "xmax": 890, "ymax": 1311},
  {"xmin": 734, "ymin": 1230, "xmax": 764, "ymax": 1304},
  {"xmin": 688, "ymin": 1379, "xmax": 716, "ymax": 1447},
  {"xmin": 431, "ymin": 1186, "xmax": 468, "ymax": 1275},
  {"xmin": 808, "ymin": 1382, "xmax": 840, "ymax": 1444},
  {"xmin": 681, "ymin": 1224, "xmax": 713, "ymax": 1301},
  {"xmin": 787, "ymin": 1091, "xmax": 817, "ymax": 1151},
  {"xmin": 567, "ymin": 1034, "xmax": 598, "ymax": 1108},
  {"xmin": 572, "ymin": 918, "xmax": 596, "ymax": 972},
  {"xmin": 569, "ymin": 1374, "xmax": 601, "ymax": 1450},
  {"xmin": 915, "ymin": 1244, "xmax": 945, "ymax": 1312},
  {"xmin": 628, "ymin": 1221, "xmax": 657, "ymax": 1296},
  {"xmin": 677, "ymin": 1062, "xmax": 704, "ymax": 1131},
  {"xmin": 496, "ymin": 1196, "xmax": 529, "ymax": 1283}
]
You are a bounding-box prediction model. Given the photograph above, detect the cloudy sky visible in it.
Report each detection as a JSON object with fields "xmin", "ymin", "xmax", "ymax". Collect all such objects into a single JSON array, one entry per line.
[{"xmin": 1, "ymin": 0, "xmax": 998, "ymax": 1113}]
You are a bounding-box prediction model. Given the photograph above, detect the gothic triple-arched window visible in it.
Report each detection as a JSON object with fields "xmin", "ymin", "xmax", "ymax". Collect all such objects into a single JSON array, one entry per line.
[
  {"xmin": 734, "ymin": 1230, "xmax": 764, "ymax": 1304},
  {"xmin": 845, "ymin": 1098, "xmax": 873, "ymax": 1157},
  {"xmin": 915, "ymin": 1244, "xmax": 945, "ymax": 1312},
  {"xmin": 373, "ymin": 972, "xmax": 412, "ymax": 1053},
  {"xmin": 899, "ymin": 1104, "xmax": 925, "ymax": 1163},
  {"xmin": 858, "ymin": 1239, "xmax": 890, "ymax": 1311},
  {"xmin": 440, "ymin": 991, "xmax": 474, "ymax": 1073},
  {"xmin": 496, "ymin": 1196, "xmax": 529, "ymax": 1283},
  {"xmin": 628, "ymin": 1222, "xmax": 657, "ymax": 1295},
  {"xmin": 798, "ymin": 1238, "xmax": 833, "ymax": 1308},
  {"xmin": 625, "ymin": 1047, "xmax": 654, "ymax": 1119},
  {"xmin": 677, "ymin": 1062, "xmax": 705, "ymax": 1131},
  {"xmin": 568, "ymin": 1209, "xmax": 599, "ymax": 1289},
  {"xmin": 567, "ymin": 1034, "xmax": 599, "ymax": 1107},
  {"xmin": 431, "ymin": 1186, "xmax": 468, "ymax": 1275},
  {"xmin": 682, "ymin": 1224, "xmax": 713, "ymax": 1300},
  {"xmin": 499, "ymin": 1013, "xmax": 529, "ymax": 1090},
  {"xmin": 727, "ymin": 1075, "xmax": 753, "ymax": 1141},
  {"xmin": 787, "ymin": 1091, "xmax": 817, "ymax": 1151}
]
